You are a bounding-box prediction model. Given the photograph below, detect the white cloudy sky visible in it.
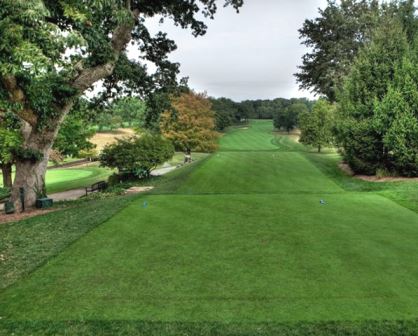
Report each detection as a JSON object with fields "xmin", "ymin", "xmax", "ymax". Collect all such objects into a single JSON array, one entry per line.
[{"xmin": 140, "ymin": 0, "xmax": 329, "ymax": 101}]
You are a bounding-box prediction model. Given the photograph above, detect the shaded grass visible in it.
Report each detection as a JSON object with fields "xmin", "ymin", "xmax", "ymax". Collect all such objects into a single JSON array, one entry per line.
[{"xmin": 0, "ymin": 195, "xmax": 137, "ymax": 290}]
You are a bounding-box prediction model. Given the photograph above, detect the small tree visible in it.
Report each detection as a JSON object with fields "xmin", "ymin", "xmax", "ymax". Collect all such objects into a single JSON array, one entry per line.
[
  {"xmin": 273, "ymin": 103, "xmax": 308, "ymax": 133},
  {"xmin": 299, "ymin": 99, "xmax": 335, "ymax": 153},
  {"xmin": 111, "ymin": 97, "xmax": 146, "ymax": 127},
  {"xmin": 160, "ymin": 92, "xmax": 219, "ymax": 153},
  {"xmin": 100, "ymin": 134, "xmax": 174, "ymax": 178}
]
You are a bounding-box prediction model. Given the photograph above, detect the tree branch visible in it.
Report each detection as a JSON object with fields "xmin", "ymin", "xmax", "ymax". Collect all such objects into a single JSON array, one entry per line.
[
  {"xmin": 1, "ymin": 76, "xmax": 38, "ymax": 127},
  {"xmin": 71, "ymin": 4, "xmax": 140, "ymax": 92}
]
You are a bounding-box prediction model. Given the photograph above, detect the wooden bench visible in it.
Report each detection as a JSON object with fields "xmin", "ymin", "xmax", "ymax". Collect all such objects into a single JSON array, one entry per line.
[{"xmin": 85, "ymin": 181, "xmax": 108, "ymax": 196}]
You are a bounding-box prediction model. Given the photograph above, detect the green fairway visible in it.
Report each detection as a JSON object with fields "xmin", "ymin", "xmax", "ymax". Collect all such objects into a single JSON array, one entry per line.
[
  {"xmin": 45, "ymin": 166, "xmax": 112, "ymax": 194},
  {"xmin": 0, "ymin": 165, "xmax": 112, "ymax": 195},
  {"xmin": 1, "ymin": 120, "xmax": 418, "ymax": 331}
]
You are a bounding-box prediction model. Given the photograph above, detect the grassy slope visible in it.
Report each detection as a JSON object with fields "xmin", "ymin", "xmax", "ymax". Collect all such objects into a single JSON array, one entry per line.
[
  {"xmin": 46, "ymin": 165, "xmax": 113, "ymax": 194},
  {"xmin": 0, "ymin": 165, "xmax": 113, "ymax": 195},
  {"xmin": 1, "ymin": 120, "xmax": 418, "ymax": 335},
  {"xmin": 0, "ymin": 195, "xmax": 138, "ymax": 290}
]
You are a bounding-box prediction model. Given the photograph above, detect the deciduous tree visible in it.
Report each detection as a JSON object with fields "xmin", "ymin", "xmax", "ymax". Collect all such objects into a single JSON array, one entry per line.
[
  {"xmin": 160, "ymin": 92, "xmax": 219, "ymax": 153},
  {"xmin": 0, "ymin": 0, "xmax": 243, "ymax": 208},
  {"xmin": 299, "ymin": 99, "xmax": 335, "ymax": 153},
  {"xmin": 100, "ymin": 134, "xmax": 174, "ymax": 178},
  {"xmin": 273, "ymin": 103, "xmax": 308, "ymax": 133}
]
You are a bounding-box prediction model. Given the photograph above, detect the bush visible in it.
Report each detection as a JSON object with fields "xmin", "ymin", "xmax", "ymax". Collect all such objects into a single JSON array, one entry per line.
[
  {"xmin": 79, "ymin": 148, "xmax": 99, "ymax": 161},
  {"xmin": 100, "ymin": 134, "xmax": 174, "ymax": 178}
]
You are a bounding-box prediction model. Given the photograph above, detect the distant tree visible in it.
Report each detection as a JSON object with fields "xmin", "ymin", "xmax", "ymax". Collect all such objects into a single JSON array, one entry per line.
[
  {"xmin": 0, "ymin": 123, "xmax": 20, "ymax": 188},
  {"xmin": 274, "ymin": 103, "xmax": 308, "ymax": 132},
  {"xmin": 111, "ymin": 97, "xmax": 146, "ymax": 127},
  {"xmin": 160, "ymin": 92, "xmax": 220, "ymax": 153},
  {"xmin": 296, "ymin": 0, "xmax": 416, "ymax": 101},
  {"xmin": 299, "ymin": 99, "xmax": 335, "ymax": 153},
  {"xmin": 54, "ymin": 114, "xmax": 96, "ymax": 157},
  {"xmin": 336, "ymin": 17, "xmax": 417, "ymax": 176},
  {"xmin": 100, "ymin": 134, "xmax": 174, "ymax": 178},
  {"xmin": 210, "ymin": 97, "xmax": 239, "ymax": 130}
]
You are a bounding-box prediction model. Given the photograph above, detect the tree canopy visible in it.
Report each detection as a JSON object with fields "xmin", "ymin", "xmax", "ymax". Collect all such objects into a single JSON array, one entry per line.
[
  {"xmin": 296, "ymin": 0, "xmax": 416, "ymax": 101},
  {"xmin": 100, "ymin": 134, "xmax": 174, "ymax": 178},
  {"xmin": 336, "ymin": 17, "xmax": 418, "ymax": 176},
  {"xmin": 160, "ymin": 92, "xmax": 219, "ymax": 153},
  {"xmin": 0, "ymin": 0, "xmax": 243, "ymax": 207},
  {"xmin": 299, "ymin": 99, "xmax": 336, "ymax": 153}
]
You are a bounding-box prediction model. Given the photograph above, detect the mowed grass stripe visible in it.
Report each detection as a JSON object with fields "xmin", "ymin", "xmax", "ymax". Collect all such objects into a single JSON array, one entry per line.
[
  {"xmin": 219, "ymin": 121, "xmax": 279, "ymax": 152},
  {"xmin": 176, "ymin": 151, "xmax": 342, "ymax": 194},
  {"xmin": 1, "ymin": 194, "xmax": 418, "ymax": 322},
  {"xmin": 1, "ymin": 120, "xmax": 418, "ymax": 327}
]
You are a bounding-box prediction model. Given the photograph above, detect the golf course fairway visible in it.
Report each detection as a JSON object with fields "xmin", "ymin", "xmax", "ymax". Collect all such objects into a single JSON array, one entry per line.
[{"xmin": 1, "ymin": 120, "xmax": 418, "ymax": 326}]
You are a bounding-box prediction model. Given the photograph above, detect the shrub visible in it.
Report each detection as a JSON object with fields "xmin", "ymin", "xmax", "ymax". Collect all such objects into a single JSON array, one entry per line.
[{"xmin": 100, "ymin": 134, "xmax": 174, "ymax": 178}]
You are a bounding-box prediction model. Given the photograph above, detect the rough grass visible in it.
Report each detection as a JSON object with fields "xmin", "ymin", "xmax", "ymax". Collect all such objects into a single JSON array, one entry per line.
[
  {"xmin": 0, "ymin": 195, "xmax": 137, "ymax": 290},
  {"xmin": 1, "ymin": 120, "xmax": 417, "ymax": 335}
]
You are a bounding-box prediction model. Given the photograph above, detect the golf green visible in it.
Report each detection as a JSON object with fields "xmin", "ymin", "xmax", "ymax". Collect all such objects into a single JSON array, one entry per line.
[{"xmin": 1, "ymin": 120, "xmax": 418, "ymax": 324}]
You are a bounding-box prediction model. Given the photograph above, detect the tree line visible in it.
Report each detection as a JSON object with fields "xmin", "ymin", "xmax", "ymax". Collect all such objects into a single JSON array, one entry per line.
[
  {"xmin": 210, "ymin": 97, "xmax": 314, "ymax": 131},
  {"xmin": 296, "ymin": 0, "xmax": 417, "ymax": 177}
]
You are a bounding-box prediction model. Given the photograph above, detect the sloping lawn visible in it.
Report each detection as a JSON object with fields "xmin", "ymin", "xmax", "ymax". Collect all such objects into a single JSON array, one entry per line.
[
  {"xmin": 46, "ymin": 165, "xmax": 113, "ymax": 194},
  {"xmin": 1, "ymin": 120, "xmax": 418, "ymax": 335}
]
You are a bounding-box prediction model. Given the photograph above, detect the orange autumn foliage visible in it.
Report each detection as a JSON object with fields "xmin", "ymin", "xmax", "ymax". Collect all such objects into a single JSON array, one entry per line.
[{"xmin": 160, "ymin": 92, "xmax": 220, "ymax": 152}]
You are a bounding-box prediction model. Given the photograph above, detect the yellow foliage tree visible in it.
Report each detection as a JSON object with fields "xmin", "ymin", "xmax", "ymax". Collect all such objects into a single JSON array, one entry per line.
[{"xmin": 160, "ymin": 92, "xmax": 219, "ymax": 153}]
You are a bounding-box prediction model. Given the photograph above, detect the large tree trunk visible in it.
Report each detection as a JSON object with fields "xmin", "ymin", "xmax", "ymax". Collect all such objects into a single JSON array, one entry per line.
[
  {"xmin": 1, "ymin": 163, "xmax": 13, "ymax": 189},
  {"xmin": 10, "ymin": 105, "xmax": 72, "ymax": 210}
]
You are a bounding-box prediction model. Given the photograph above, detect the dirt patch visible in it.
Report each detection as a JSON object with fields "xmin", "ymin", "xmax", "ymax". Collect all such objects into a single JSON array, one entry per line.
[
  {"xmin": 125, "ymin": 186, "xmax": 154, "ymax": 194},
  {"xmin": 91, "ymin": 128, "xmax": 135, "ymax": 152},
  {"xmin": 356, "ymin": 175, "xmax": 418, "ymax": 182},
  {"xmin": 339, "ymin": 163, "xmax": 355, "ymax": 176},
  {"xmin": 339, "ymin": 163, "xmax": 418, "ymax": 182},
  {"xmin": 0, "ymin": 208, "xmax": 58, "ymax": 225}
]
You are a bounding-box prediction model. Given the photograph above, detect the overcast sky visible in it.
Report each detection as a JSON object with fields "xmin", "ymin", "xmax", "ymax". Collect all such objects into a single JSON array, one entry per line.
[{"xmin": 141, "ymin": 0, "xmax": 329, "ymax": 102}]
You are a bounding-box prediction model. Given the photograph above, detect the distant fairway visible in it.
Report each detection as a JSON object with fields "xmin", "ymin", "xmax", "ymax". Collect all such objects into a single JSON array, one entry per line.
[
  {"xmin": 45, "ymin": 167, "xmax": 111, "ymax": 194},
  {"xmin": 1, "ymin": 120, "xmax": 418, "ymax": 328}
]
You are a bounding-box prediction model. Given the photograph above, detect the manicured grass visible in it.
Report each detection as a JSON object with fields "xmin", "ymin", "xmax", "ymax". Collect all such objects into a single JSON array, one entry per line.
[
  {"xmin": 2, "ymin": 193, "xmax": 418, "ymax": 322},
  {"xmin": 0, "ymin": 165, "xmax": 113, "ymax": 195},
  {"xmin": 175, "ymin": 151, "xmax": 342, "ymax": 194},
  {"xmin": 0, "ymin": 120, "xmax": 417, "ymax": 334},
  {"xmin": 45, "ymin": 165, "xmax": 113, "ymax": 194},
  {"xmin": 219, "ymin": 120, "xmax": 278, "ymax": 151}
]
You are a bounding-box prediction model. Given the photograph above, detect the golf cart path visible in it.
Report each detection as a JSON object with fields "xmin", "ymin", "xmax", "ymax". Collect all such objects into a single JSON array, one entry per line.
[{"xmin": 50, "ymin": 165, "xmax": 176, "ymax": 202}]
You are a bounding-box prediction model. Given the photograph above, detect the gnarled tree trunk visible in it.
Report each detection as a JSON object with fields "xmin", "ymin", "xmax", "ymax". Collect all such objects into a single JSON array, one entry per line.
[{"xmin": 10, "ymin": 106, "xmax": 72, "ymax": 210}]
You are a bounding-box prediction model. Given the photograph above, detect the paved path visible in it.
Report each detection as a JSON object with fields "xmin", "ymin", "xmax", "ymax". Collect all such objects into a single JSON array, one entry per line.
[{"xmin": 1, "ymin": 165, "xmax": 179, "ymax": 211}]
